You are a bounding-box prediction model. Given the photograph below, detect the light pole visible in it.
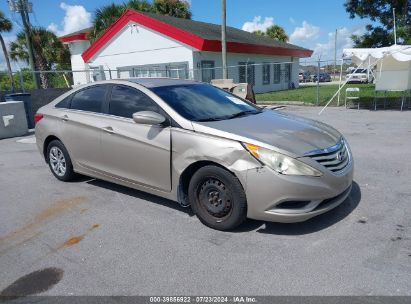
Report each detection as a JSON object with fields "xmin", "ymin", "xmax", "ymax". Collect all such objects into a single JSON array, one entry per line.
[
  {"xmin": 334, "ymin": 27, "xmax": 343, "ymax": 80},
  {"xmin": 334, "ymin": 29, "xmax": 337, "ymax": 80},
  {"xmin": 221, "ymin": 0, "xmax": 228, "ymax": 79}
]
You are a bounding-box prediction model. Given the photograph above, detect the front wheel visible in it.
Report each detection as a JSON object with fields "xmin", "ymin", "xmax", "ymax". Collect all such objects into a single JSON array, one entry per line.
[{"xmin": 188, "ymin": 165, "xmax": 247, "ymax": 230}]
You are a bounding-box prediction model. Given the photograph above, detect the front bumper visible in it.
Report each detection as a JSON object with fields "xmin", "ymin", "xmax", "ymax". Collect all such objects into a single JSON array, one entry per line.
[{"xmin": 244, "ymin": 160, "xmax": 354, "ymax": 223}]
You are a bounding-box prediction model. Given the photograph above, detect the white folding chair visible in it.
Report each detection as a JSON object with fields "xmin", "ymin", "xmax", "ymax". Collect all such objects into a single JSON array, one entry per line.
[{"xmin": 345, "ymin": 87, "xmax": 360, "ymax": 109}]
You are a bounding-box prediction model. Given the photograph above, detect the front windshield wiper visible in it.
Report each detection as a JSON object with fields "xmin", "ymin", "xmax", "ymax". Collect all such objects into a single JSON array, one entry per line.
[
  {"xmin": 194, "ymin": 117, "xmax": 226, "ymax": 122},
  {"xmin": 194, "ymin": 110, "xmax": 261, "ymax": 122},
  {"xmin": 226, "ymin": 110, "xmax": 260, "ymax": 120}
]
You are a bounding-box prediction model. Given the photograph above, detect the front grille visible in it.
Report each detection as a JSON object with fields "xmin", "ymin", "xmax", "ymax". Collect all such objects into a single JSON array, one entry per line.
[{"xmin": 307, "ymin": 140, "xmax": 350, "ymax": 173}]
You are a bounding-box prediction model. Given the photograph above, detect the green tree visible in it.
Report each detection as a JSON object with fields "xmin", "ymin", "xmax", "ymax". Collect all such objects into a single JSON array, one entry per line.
[
  {"xmin": 253, "ymin": 25, "xmax": 288, "ymax": 42},
  {"xmin": 266, "ymin": 25, "xmax": 288, "ymax": 42},
  {"xmin": 89, "ymin": 0, "xmax": 192, "ymax": 41},
  {"xmin": 0, "ymin": 10, "xmax": 15, "ymax": 91},
  {"xmin": 90, "ymin": 3, "xmax": 126, "ymax": 41},
  {"xmin": 345, "ymin": 0, "xmax": 411, "ymax": 47},
  {"xmin": 252, "ymin": 30, "xmax": 265, "ymax": 36},
  {"xmin": 153, "ymin": 0, "xmax": 191, "ymax": 19},
  {"xmin": 10, "ymin": 28, "xmax": 71, "ymax": 89}
]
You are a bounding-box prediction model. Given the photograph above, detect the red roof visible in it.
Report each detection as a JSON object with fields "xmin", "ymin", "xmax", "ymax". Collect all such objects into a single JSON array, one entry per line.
[{"xmin": 61, "ymin": 9, "xmax": 313, "ymax": 62}]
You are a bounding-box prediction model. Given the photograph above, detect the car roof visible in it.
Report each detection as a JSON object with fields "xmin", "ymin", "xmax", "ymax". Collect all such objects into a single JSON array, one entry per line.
[{"xmin": 126, "ymin": 78, "xmax": 200, "ymax": 88}]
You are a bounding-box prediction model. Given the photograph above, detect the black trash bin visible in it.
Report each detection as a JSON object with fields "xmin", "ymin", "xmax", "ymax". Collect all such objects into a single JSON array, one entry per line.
[{"xmin": 4, "ymin": 93, "xmax": 34, "ymax": 129}]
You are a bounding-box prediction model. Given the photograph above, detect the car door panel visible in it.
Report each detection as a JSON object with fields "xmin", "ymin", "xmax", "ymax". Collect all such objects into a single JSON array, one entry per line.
[
  {"xmin": 59, "ymin": 110, "xmax": 106, "ymax": 170},
  {"xmin": 100, "ymin": 85, "xmax": 172, "ymax": 192},
  {"xmin": 99, "ymin": 116, "xmax": 171, "ymax": 191},
  {"xmin": 57, "ymin": 85, "xmax": 109, "ymax": 172}
]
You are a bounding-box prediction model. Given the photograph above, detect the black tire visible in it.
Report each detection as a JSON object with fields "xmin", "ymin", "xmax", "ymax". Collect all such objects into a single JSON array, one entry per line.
[
  {"xmin": 188, "ymin": 165, "xmax": 247, "ymax": 230},
  {"xmin": 46, "ymin": 140, "xmax": 75, "ymax": 182}
]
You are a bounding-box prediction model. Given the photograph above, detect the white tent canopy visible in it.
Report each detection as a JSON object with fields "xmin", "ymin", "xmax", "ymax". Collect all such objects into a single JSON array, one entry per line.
[{"xmin": 343, "ymin": 45, "xmax": 411, "ymax": 91}]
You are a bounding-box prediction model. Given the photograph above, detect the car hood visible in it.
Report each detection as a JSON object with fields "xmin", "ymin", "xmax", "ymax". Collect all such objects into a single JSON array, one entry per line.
[{"xmin": 191, "ymin": 110, "xmax": 342, "ymax": 157}]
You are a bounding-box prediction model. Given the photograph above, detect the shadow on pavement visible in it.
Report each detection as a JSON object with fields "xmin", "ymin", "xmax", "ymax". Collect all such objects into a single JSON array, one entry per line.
[{"xmin": 86, "ymin": 179, "xmax": 195, "ymax": 217}]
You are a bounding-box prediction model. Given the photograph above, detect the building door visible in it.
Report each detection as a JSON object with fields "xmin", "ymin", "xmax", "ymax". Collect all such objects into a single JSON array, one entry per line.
[
  {"xmin": 284, "ymin": 63, "xmax": 292, "ymax": 84},
  {"xmin": 201, "ymin": 61, "xmax": 215, "ymax": 83}
]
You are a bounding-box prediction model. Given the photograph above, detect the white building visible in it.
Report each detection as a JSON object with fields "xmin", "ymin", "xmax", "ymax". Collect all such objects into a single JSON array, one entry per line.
[{"xmin": 60, "ymin": 9, "xmax": 312, "ymax": 93}]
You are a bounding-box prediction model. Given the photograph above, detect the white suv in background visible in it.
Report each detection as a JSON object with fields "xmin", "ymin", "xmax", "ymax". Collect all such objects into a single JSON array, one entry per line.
[{"xmin": 346, "ymin": 69, "xmax": 373, "ymax": 84}]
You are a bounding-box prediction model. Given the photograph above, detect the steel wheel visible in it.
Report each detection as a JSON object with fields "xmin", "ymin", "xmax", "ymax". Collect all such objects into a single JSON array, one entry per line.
[
  {"xmin": 49, "ymin": 146, "xmax": 66, "ymax": 177},
  {"xmin": 188, "ymin": 165, "xmax": 247, "ymax": 230},
  {"xmin": 198, "ymin": 177, "xmax": 233, "ymax": 219}
]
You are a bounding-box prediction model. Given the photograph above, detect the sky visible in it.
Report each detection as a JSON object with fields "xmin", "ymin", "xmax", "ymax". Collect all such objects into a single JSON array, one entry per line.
[{"xmin": 0, "ymin": 0, "xmax": 371, "ymax": 70}]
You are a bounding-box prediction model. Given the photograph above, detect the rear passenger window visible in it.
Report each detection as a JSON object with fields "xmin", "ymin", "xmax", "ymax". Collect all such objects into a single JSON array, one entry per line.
[
  {"xmin": 109, "ymin": 85, "xmax": 159, "ymax": 118},
  {"xmin": 55, "ymin": 95, "xmax": 71, "ymax": 108},
  {"xmin": 70, "ymin": 86, "xmax": 107, "ymax": 113}
]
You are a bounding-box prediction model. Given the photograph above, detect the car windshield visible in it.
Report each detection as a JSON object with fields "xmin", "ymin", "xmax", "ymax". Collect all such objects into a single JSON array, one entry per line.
[
  {"xmin": 353, "ymin": 69, "xmax": 367, "ymax": 74},
  {"xmin": 151, "ymin": 83, "xmax": 261, "ymax": 122}
]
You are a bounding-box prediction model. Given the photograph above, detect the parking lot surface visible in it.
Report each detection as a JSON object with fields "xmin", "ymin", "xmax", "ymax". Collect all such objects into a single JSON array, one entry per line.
[{"xmin": 0, "ymin": 106, "xmax": 410, "ymax": 296}]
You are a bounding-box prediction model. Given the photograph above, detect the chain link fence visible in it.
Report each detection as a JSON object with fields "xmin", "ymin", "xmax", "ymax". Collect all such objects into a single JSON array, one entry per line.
[
  {"xmin": 1, "ymin": 59, "xmax": 396, "ymax": 108},
  {"xmin": 0, "ymin": 60, "xmax": 354, "ymax": 90}
]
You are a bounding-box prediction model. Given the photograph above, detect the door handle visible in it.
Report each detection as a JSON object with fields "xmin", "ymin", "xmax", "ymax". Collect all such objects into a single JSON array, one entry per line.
[
  {"xmin": 61, "ymin": 114, "xmax": 69, "ymax": 121},
  {"xmin": 102, "ymin": 126, "xmax": 115, "ymax": 134}
]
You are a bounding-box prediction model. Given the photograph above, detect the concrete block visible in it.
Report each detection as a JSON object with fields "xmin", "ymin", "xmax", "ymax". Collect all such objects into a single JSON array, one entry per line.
[{"xmin": 0, "ymin": 101, "xmax": 28, "ymax": 139}]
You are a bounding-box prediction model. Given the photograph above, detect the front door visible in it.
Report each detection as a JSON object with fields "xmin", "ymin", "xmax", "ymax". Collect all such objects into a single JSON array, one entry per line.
[{"xmin": 100, "ymin": 85, "xmax": 171, "ymax": 192}]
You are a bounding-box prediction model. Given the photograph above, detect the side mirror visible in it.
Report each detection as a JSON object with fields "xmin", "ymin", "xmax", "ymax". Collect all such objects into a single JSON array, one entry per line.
[{"xmin": 132, "ymin": 111, "xmax": 166, "ymax": 125}]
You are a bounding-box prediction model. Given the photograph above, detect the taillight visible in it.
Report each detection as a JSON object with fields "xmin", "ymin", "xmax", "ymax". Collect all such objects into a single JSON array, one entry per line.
[{"xmin": 34, "ymin": 113, "xmax": 44, "ymax": 125}]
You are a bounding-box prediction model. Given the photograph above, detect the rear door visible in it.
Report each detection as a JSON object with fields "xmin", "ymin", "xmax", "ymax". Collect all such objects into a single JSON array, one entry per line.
[
  {"xmin": 58, "ymin": 85, "xmax": 109, "ymax": 171},
  {"xmin": 99, "ymin": 85, "xmax": 171, "ymax": 191}
]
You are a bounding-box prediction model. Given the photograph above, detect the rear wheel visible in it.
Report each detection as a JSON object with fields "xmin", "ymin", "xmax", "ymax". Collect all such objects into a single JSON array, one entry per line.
[
  {"xmin": 46, "ymin": 140, "xmax": 75, "ymax": 182},
  {"xmin": 188, "ymin": 165, "xmax": 247, "ymax": 230}
]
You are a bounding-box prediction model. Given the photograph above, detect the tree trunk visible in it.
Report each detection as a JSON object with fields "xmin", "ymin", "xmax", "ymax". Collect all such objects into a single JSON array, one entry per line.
[
  {"xmin": 33, "ymin": 53, "xmax": 50, "ymax": 89},
  {"xmin": 0, "ymin": 34, "xmax": 16, "ymax": 92}
]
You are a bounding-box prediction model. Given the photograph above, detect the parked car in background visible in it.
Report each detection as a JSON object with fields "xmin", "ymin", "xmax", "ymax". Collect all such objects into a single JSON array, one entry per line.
[
  {"xmin": 35, "ymin": 78, "xmax": 353, "ymax": 231},
  {"xmin": 299, "ymin": 72, "xmax": 311, "ymax": 82},
  {"xmin": 312, "ymin": 73, "xmax": 332, "ymax": 83},
  {"xmin": 346, "ymin": 69, "xmax": 373, "ymax": 84}
]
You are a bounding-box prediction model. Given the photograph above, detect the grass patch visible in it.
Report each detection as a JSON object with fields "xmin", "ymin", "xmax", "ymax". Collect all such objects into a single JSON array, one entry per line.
[{"xmin": 256, "ymin": 84, "xmax": 404, "ymax": 106}]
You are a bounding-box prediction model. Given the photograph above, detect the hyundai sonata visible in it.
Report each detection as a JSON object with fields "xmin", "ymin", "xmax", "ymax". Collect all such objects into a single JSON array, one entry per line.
[{"xmin": 35, "ymin": 78, "xmax": 353, "ymax": 230}]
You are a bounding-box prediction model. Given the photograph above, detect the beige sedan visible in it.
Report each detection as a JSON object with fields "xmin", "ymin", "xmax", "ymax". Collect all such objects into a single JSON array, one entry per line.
[{"xmin": 35, "ymin": 79, "xmax": 353, "ymax": 230}]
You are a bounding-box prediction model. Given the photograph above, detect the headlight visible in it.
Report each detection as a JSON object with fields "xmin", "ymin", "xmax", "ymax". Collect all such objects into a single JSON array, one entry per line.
[{"xmin": 243, "ymin": 143, "xmax": 322, "ymax": 177}]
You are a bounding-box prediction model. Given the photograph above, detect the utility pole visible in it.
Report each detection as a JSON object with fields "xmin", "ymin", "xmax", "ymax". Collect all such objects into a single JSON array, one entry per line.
[
  {"xmin": 221, "ymin": 0, "xmax": 228, "ymax": 79},
  {"xmin": 316, "ymin": 57, "xmax": 320, "ymax": 106},
  {"xmin": 8, "ymin": 0, "xmax": 38, "ymax": 88},
  {"xmin": 393, "ymin": 8, "xmax": 397, "ymax": 45},
  {"xmin": 334, "ymin": 29, "xmax": 337, "ymax": 80}
]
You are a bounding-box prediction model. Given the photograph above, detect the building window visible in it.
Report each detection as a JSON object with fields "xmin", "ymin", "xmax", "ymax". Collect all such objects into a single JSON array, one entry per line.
[
  {"xmin": 166, "ymin": 63, "xmax": 188, "ymax": 79},
  {"xmin": 284, "ymin": 63, "xmax": 292, "ymax": 83},
  {"xmin": 133, "ymin": 66, "xmax": 162, "ymax": 78},
  {"xmin": 201, "ymin": 61, "xmax": 215, "ymax": 83},
  {"xmin": 238, "ymin": 62, "xmax": 255, "ymax": 85},
  {"xmin": 262, "ymin": 63, "xmax": 270, "ymax": 85},
  {"xmin": 273, "ymin": 63, "xmax": 281, "ymax": 84}
]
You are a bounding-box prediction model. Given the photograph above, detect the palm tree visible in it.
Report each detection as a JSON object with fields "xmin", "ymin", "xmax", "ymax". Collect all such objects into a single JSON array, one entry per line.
[
  {"xmin": 89, "ymin": 0, "xmax": 192, "ymax": 41},
  {"xmin": 128, "ymin": 0, "xmax": 153, "ymax": 13},
  {"xmin": 0, "ymin": 10, "xmax": 15, "ymax": 91},
  {"xmin": 252, "ymin": 30, "xmax": 265, "ymax": 36},
  {"xmin": 89, "ymin": 3, "xmax": 125, "ymax": 41},
  {"xmin": 10, "ymin": 28, "xmax": 71, "ymax": 89},
  {"xmin": 266, "ymin": 25, "xmax": 288, "ymax": 42},
  {"xmin": 153, "ymin": 0, "xmax": 191, "ymax": 19}
]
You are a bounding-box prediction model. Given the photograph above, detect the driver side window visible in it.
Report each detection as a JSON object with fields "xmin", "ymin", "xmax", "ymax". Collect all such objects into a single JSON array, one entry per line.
[{"xmin": 109, "ymin": 85, "xmax": 159, "ymax": 119}]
